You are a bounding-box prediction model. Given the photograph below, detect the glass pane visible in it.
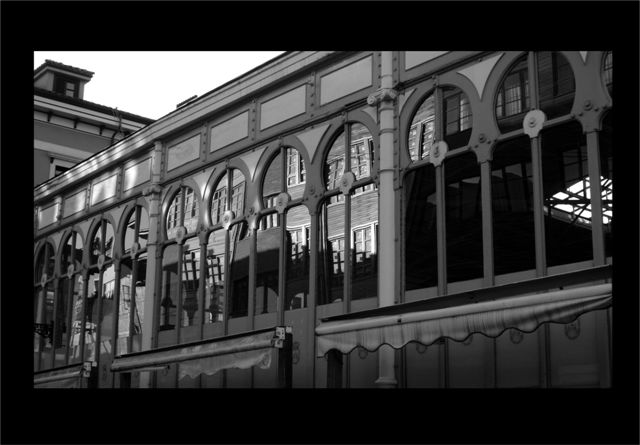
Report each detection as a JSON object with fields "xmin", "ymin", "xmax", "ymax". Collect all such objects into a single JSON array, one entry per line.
[
  {"xmin": 287, "ymin": 148, "xmax": 305, "ymax": 200},
  {"xmin": 496, "ymin": 57, "xmax": 529, "ymax": 134},
  {"xmin": 599, "ymin": 113, "xmax": 612, "ymax": 257},
  {"xmin": 61, "ymin": 235, "xmax": 73, "ymax": 274},
  {"xmin": 492, "ymin": 137, "xmax": 536, "ymax": 275},
  {"xmin": 90, "ymin": 224, "xmax": 103, "ymax": 264},
  {"xmin": 99, "ymin": 264, "xmax": 116, "ymax": 386},
  {"xmin": 325, "ymin": 132, "xmax": 345, "ymax": 190},
  {"xmin": 117, "ymin": 258, "xmax": 133, "ymax": 355},
  {"xmin": 409, "ymin": 94, "xmax": 435, "ymax": 162},
  {"xmin": 351, "ymin": 185, "xmax": 378, "ymax": 301},
  {"xmin": 263, "ymin": 152, "xmax": 283, "ymax": 208},
  {"xmin": 54, "ymin": 277, "xmax": 70, "ymax": 367},
  {"xmin": 603, "ymin": 51, "xmax": 612, "ymax": 88},
  {"xmin": 285, "ymin": 205, "xmax": 310, "ymax": 310},
  {"xmin": 443, "ymin": 87, "xmax": 473, "ymax": 150},
  {"xmin": 256, "ymin": 216, "xmax": 280, "ymax": 315},
  {"xmin": 350, "ymin": 123, "xmax": 373, "ymax": 181},
  {"xmin": 183, "ymin": 187, "xmax": 199, "ymax": 234},
  {"xmin": 138, "ymin": 207, "xmax": 149, "ymax": 250},
  {"xmin": 85, "ymin": 268, "xmax": 100, "ymax": 362},
  {"xmin": 160, "ymin": 245, "xmax": 179, "ymax": 331},
  {"xmin": 211, "ymin": 173, "xmax": 228, "ymax": 226},
  {"xmin": 205, "ymin": 230, "xmax": 225, "ymax": 324},
  {"xmin": 74, "ymin": 233, "xmax": 83, "ymax": 267},
  {"xmin": 405, "ymin": 164, "xmax": 438, "ymax": 290},
  {"xmin": 229, "ymin": 222, "xmax": 249, "ymax": 318},
  {"xmin": 537, "ymin": 52, "xmax": 575, "ymax": 120},
  {"xmin": 318, "ymin": 197, "xmax": 345, "ymax": 305},
  {"xmin": 35, "ymin": 247, "xmax": 46, "ymax": 283},
  {"xmin": 40, "ymin": 282, "xmax": 56, "ymax": 369},
  {"xmin": 166, "ymin": 192, "xmax": 181, "ymax": 239},
  {"xmin": 445, "ymin": 152, "xmax": 483, "ymax": 283},
  {"xmin": 104, "ymin": 221, "xmax": 114, "ymax": 262},
  {"xmin": 542, "ymin": 122, "xmax": 593, "ymax": 267},
  {"xmin": 123, "ymin": 211, "xmax": 136, "ymax": 255},
  {"xmin": 231, "ymin": 169, "xmax": 246, "ymax": 217},
  {"xmin": 68, "ymin": 274, "xmax": 84, "ymax": 364},
  {"xmin": 132, "ymin": 255, "xmax": 147, "ymax": 352},
  {"xmin": 181, "ymin": 238, "xmax": 201, "ymax": 327}
]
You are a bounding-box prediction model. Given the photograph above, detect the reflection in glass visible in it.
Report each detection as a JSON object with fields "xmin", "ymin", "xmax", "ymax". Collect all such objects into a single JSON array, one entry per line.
[
  {"xmin": 181, "ymin": 238, "xmax": 201, "ymax": 327},
  {"xmin": 68, "ymin": 274, "xmax": 84, "ymax": 363},
  {"xmin": 256, "ymin": 215, "xmax": 279, "ymax": 315},
  {"xmin": 492, "ymin": 137, "xmax": 535, "ymax": 275},
  {"xmin": 167, "ymin": 187, "xmax": 199, "ymax": 239},
  {"xmin": 445, "ymin": 152, "xmax": 483, "ymax": 283},
  {"xmin": 350, "ymin": 123, "xmax": 373, "ymax": 181},
  {"xmin": 38, "ymin": 282, "xmax": 55, "ymax": 369},
  {"xmin": 54, "ymin": 277, "xmax": 69, "ymax": 367},
  {"xmin": 603, "ymin": 51, "xmax": 612, "ymax": 90},
  {"xmin": 231, "ymin": 169, "xmax": 246, "ymax": 217},
  {"xmin": 99, "ymin": 264, "xmax": 116, "ymax": 384},
  {"xmin": 542, "ymin": 122, "xmax": 593, "ymax": 267},
  {"xmin": 599, "ymin": 113, "xmax": 612, "ymax": 258},
  {"xmin": 443, "ymin": 87, "xmax": 473, "ymax": 150},
  {"xmin": 84, "ymin": 269, "xmax": 100, "ymax": 362},
  {"xmin": 160, "ymin": 245, "xmax": 179, "ymax": 330},
  {"xmin": 263, "ymin": 152, "xmax": 283, "ymax": 208},
  {"xmin": 287, "ymin": 148, "xmax": 306, "ymax": 200},
  {"xmin": 229, "ymin": 222, "xmax": 249, "ymax": 318},
  {"xmin": 91, "ymin": 225, "xmax": 103, "ymax": 264},
  {"xmin": 408, "ymin": 95, "xmax": 435, "ymax": 162},
  {"xmin": 496, "ymin": 57, "xmax": 529, "ymax": 134},
  {"xmin": 325, "ymin": 133, "xmax": 345, "ymax": 191},
  {"xmin": 318, "ymin": 197, "xmax": 345, "ymax": 304},
  {"xmin": 118, "ymin": 258, "xmax": 133, "ymax": 354},
  {"xmin": 124, "ymin": 212, "xmax": 136, "ymax": 255},
  {"xmin": 351, "ymin": 185, "xmax": 378, "ymax": 301},
  {"xmin": 537, "ymin": 52, "xmax": 575, "ymax": 120},
  {"xmin": 211, "ymin": 174, "xmax": 228, "ymax": 226},
  {"xmin": 405, "ymin": 165, "xmax": 438, "ymax": 290},
  {"xmin": 205, "ymin": 230, "xmax": 225, "ymax": 323},
  {"xmin": 285, "ymin": 206, "xmax": 310, "ymax": 310},
  {"xmin": 138, "ymin": 207, "xmax": 149, "ymax": 250},
  {"xmin": 104, "ymin": 222, "xmax": 114, "ymax": 262}
]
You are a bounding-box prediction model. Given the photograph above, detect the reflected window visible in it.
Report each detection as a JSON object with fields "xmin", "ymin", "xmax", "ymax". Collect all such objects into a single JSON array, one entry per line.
[
  {"xmin": 408, "ymin": 95, "xmax": 435, "ymax": 161},
  {"xmin": 537, "ymin": 52, "xmax": 575, "ymax": 120},
  {"xmin": 211, "ymin": 169, "xmax": 246, "ymax": 225},
  {"xmin": 263, "ymin": 147, "xmax": 306, "ymax": 205},
  {"xmin": 205, "ymin": 230, "xmax": 225, "ymax": 323},
  {"xmin": 496, "ymin": 56, "xmax": 530, "ymax": 133},
  {"xmin": 285, "ymin": 205, "xmax": 310, "ymax": 310},
  {"xmin": 167, "ymin": 186, "xmax": 199, "ymax": 239},
  {"xmin": 181, "ymin": 238, "xmax": 201, "ymax": 327},
  {"xmin": 160, "ymin": 244, "xmax": 179, "ymax": 331},
  {"xmin": 229, "ymin": 222, "xmax": 249, "ymax": 318},
  {"xmin": 256, "ymin": 215, "xmax": 280, "ymax": 315}
]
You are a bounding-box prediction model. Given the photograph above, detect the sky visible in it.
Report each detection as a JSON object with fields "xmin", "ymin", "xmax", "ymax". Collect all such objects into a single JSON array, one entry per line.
[{"xmin": 34, "ymin": 51, "xmax": 285, "ymax": 120}]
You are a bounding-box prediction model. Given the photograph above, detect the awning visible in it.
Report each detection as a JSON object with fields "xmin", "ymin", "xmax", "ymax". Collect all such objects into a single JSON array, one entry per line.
[
  {"xmin": 111, "ymin": 327, "xmax": 289, "ymax": 380},
  {"xmin": 316, "ymin": 282, "xmax": 612, "ymax": 356},
  {"xmin": 34, "ymin": 363, "xmax": 87, "ymax": 388}
]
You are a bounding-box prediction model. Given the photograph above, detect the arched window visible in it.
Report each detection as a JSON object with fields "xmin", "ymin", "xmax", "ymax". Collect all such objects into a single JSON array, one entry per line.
[
  {"xmin": 54, "ymin": 231, "xmax": 85, "ymax": 367},
  {"xmin": 408, "ymin": 86, "xmax": 473, "ymax": 162},
  {"xmin": 118, "ymin": 206, "xmax": 149, "ymax": 359},
  {"xmin": 496, "ymin": 52, "xmax": 576, "ymax": 134},
  {"xmin": 86, "ymin": 219, "xmax": 116, "ymax": 386},
  {"xmin": 34, "ymin": 241, "xmax": 56, "ymax": 371},
  {"xmin": 318, "ymin": 122, "xmax": 378, "ymax": 305}
]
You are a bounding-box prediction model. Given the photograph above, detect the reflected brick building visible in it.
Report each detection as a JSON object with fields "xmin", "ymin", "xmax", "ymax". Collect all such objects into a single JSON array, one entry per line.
[{"xmin": 34, "ymin": 51, "xmax": 612, "ymax": 388}]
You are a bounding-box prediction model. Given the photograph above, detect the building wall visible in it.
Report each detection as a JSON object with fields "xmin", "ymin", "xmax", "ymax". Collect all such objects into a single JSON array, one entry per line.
[{"xmin": 33, "ymin": 51, "xmax": 613, "ymax": 388}]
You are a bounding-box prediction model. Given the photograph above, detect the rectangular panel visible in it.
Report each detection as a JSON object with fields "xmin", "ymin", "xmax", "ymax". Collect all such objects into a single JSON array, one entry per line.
[
  {"xmin": 91, "ymin": 174, "xmax": 118, "ymax": 206},
  {"xmin": 405, "ymin": 51, "xmax": 448, "ymax": 70},
  {"xmin": 320, "ymin": 56, "xmax": 372, "ymax": 105},
  {"xmin": 260, "ymin": 85, "xmax": 306, "ymax": 130},
  {"xmin": 210, "ymin": 111, "xmax": 249, "ymax": 151},
  {"xmin": 124, "ymin": 157, "xmax": 151, "ymax": 190},
  {"xmin": 63, "ymin": 190, "xmax": 86, "ymax": 217},
  {"xmin": 167, "ymin": 134, "xmax": 201, "ymax": 171},
  {"xmin": 38, "ymin": 202, "xmax": 59, "ymax": 229}
]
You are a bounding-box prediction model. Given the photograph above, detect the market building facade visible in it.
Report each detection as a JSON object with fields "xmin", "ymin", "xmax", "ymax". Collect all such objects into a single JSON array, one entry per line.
[{"xmin": 33, "ymin": 51, "xmax": 612, "ymax": 388}]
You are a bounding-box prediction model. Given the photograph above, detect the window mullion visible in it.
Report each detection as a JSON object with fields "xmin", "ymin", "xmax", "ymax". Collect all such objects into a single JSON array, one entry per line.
[{"xmin": 344, "ymin": 123, "xmax": 352, "ymax": 311}]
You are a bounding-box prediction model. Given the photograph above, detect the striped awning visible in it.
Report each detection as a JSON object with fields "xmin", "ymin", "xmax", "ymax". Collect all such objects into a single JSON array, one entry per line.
[
  {"xmin": 34, "ymin": 364, "xmax": 87, "ymax": 388},
  {"xmin": 111, "ymin": 327, "xmax": 288, "ymax": 380},
  {"xmin": 316, "ymin": 283, "xmax": 612, "ymax": 356}
]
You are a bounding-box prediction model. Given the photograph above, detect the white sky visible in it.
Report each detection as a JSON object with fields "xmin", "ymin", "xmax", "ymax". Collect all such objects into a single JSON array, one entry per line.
[{"xmin": 34, "ymin": 51, "xmax": 285, "ymax": 120}]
